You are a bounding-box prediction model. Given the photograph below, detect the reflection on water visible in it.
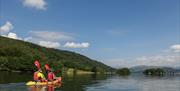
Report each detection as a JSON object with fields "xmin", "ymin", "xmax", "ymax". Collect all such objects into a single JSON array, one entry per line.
[
  {"xmin": 85, "ymin": 75, "xmax": 180, "ymax": 91},
  {"xmin": 28, "ymin": 84, "xmax": 62, "ymax": 91},
  {"xmin": 0, "ymin": 71, "xmax": 179, "ymax": 91},
  {"xmin": 0, "ymin": 71, "xmax": 32, "ymax": 84}
]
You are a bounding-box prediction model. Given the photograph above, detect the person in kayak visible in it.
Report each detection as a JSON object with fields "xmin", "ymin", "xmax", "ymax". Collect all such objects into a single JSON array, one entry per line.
[
  {"xmin": 33, "ymin": 68, "xmax": 47, "ymax": 82},
  {"xmin": 44, "ymin": 64, "xmax": 58, "ymax": 81},
  {"xmin": 33, "ymin": 60, "xmax": 47, "ymax": 82}
]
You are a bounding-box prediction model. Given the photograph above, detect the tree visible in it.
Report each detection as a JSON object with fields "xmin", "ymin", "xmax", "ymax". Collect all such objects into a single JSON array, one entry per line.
[
  {"xmin": 116, "ymin": 68, "xmax": 130, "ymax": 75},
  {"xmin": 0, "ymin": 36, "xmax": 114, "ymax": 73},
  {"xmin": 143, "ymin": 68, "xmax": 165, "ymax": 76}
]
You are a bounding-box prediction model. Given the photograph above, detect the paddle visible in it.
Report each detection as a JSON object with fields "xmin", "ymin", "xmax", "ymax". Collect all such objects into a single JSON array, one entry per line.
[
  {"xmin": 34, "ymin": 60, "xmax": 41, "ymax": 69},
  {"xmin": 34, "ymin": 60, "xmax": 48, "ymax": 82},
  {"xmin": 45, "ymin": 64, "xmax": 51, "ymax": 71},
  {"xmin": 44, "ymin": 63, "xmax": 63, "ymax": 84}
]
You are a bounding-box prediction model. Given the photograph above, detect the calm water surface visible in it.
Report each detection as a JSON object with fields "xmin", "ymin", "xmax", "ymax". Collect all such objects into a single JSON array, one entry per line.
[{"xmin": 0, "ymin": 71, "xmax": 179, "ymax": 91}]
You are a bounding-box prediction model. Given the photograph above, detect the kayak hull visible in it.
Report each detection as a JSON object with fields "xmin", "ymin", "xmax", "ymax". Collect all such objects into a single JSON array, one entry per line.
[{"xmin": 26, "ymin": 77, "xmax": 62, "ymax": 86}]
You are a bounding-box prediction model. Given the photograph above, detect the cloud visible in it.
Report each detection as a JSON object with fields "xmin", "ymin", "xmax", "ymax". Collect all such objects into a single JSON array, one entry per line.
[
  {"xmin": 2, "ymin": 32, "xmax": 22, "ymax": 40},
  {"xmin": 29, "ymin": 31, "xmax": 74, "ymax": 41},
  {"xmin": 0, "ymin": 22, "xmax": 89, "ymax": 49},
  {"xmin": 134, "ymin": 54, "xmax": 180, "ymax": 67},
  {"xmin": 7, "ymin": 32, "xmax": 19, "ymax": 39},
  {"xmin": 23, "ymin": 0, "xmax": 46, "ymax": 10},
  {"xmin": 0, "ymin": 21, "xmax": 13, "ymax": 34},
  {"xmin": 24, "ymin": 36, "xmax": 33, "ymax": 41},
  {"xmin": 105, "ymin": 54, "xmax": 180, "ymax": 68},
  {"xmin": 64, "ymin": 42, "xmax": 90, "ymax": 48},
  {"xmin": 0, "ymin": 21, "xmax": 21, "ymax": 40},
  {"xmin": 104, "ymin": 44, "xmax": 180, "ymax": 68},
  {"xmin": 24, "ymin": 31, "xmax": 75, "ymax": 49},
  {"xmin": 170, "ymin": 44, "xmax": 180, "ymax": 52},
  {"xmin": 23, "ymin": 37, "xmax": 61, "ymax": 48},
  {"xmin": 38, "ymin": 41, "xmax": 60, "ymax": 48}
]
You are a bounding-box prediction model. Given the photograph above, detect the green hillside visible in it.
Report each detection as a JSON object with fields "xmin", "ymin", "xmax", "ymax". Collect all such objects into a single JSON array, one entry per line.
[{"xmin": 0, "ymin": 36, "xmax": 114, "ymax": 73}]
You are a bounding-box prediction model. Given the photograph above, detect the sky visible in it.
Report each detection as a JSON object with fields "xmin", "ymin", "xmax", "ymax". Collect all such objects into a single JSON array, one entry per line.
[{"xmin": 0, "ymin": 0, "xmax": 179, "ymax": 68}]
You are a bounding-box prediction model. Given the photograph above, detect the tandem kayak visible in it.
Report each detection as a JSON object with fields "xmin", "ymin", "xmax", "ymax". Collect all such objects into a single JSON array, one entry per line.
[{"xmin": 26, "ymin": 77, "xmax": 62, "ymax": 86}]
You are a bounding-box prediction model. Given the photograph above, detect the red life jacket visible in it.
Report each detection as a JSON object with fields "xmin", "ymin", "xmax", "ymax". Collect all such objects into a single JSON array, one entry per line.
[
  {"xmin": 33, "ymin": 72, "xmax": 38, "ymax": 81},
  {"xmin": 48, "ymin": 72, "xmax": 55, "ymax": 81}
]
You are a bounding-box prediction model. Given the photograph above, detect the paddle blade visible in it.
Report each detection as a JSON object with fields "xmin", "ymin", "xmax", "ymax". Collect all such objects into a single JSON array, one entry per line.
[
  {"xmin": 34, "ymin": 60, "xmax": 40, "ymax": 69},
  {"xmin": 45, "ymin": 64, "xmax": 51, "ymax": 71}
]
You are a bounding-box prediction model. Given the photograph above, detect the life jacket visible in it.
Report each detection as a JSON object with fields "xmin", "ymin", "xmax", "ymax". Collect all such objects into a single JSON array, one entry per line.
[
  {"xmin": 48, "ymin": 72, "xmax": 55, "ymax": 81},
  {"xmin": 33, "ymin": 72, "xmax": 39, "ymax": 81},
  {"xmin": 34, "ymin": 71, "xmax": 45, "ymax": 81}
]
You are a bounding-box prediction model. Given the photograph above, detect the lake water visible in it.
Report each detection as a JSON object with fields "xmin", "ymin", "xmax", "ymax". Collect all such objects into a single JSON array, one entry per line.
[{"xmin": 0, "ymin": 71, "xmax": 179, "ymax": 91}]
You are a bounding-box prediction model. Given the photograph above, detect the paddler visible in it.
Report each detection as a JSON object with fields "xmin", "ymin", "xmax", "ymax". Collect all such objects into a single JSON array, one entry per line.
[
  {"xmin": 33, "ymin": 60, "xmax": 47, "ymax": 82},
  {"xmin": 44, "ymin": 64, "xmax": 58, "ymax": 81}
]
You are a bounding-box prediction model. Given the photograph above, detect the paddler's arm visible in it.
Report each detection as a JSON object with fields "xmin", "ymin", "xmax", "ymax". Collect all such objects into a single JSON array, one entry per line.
[{"xmin": 37, "ymin": 73, "xmax": 47, "ymax": 81}]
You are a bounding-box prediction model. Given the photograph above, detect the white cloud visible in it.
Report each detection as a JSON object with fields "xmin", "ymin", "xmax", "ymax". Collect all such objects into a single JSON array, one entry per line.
[
  {"xmin": 23, "ymin": 0, "xmax": 46, "ymax": 10},
  {"xmin": 24, "ymin": 36, "xmax": 33, "ymax": 41},
  {"xmin": 0, "ymin": 22, "xmax": 89, "ymax": 49},
  {"xmin": 2, "ymin": 32, "xmax": 22, "ymax": 40},
  {"xmin": 170, "ymin": 44, "xmax": 180, "ymax": 52},
  {"xmin": 23, "ymin": 36, "xmax": 61, "ymax": 48},
  {"xmin": 105, "ymin": 54, "xmax": 180, "ymax": 68},
  {"xmin": 0, "ymin": 21, "xmax": 22, "ymax": 40},
  {"xmin": 104, "ymin": 44, "xmax": 180, "ymax": 68},
  {"xmin": 24, "ymin": 31, "xmax": 76, "ymax": 49},
  {"xmin": 29, "ymin": 31, "xmax": 74, "ymax": 41},
  {"xmin": 39, "ymin": 41, "xmax": 60, "ymax": 48},
  {"xmin": 0, "ymin": 21, "xmax": 13, "ymax": 34},
  {"xmin": 134, "ymin": 54, "xmax": 180, "ymax": 67},
  {"xmin": 7, "ymin": 32, "xmax": 18, "ymax": 39},
  {"xmin": 64, "ymin": 42, "xmax": 90, "ymax": 48}
]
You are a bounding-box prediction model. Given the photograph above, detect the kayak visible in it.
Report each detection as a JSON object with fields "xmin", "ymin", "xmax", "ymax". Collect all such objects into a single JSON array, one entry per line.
[{"xmin": 26, "ymin": 77, "xmax": 62, "ymax": 86}]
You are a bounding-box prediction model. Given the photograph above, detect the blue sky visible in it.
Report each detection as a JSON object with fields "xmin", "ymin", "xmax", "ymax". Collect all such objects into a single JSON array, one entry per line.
[{"xmin": 0, "ymin": 0, "xmax": 179, "ymax": 67}]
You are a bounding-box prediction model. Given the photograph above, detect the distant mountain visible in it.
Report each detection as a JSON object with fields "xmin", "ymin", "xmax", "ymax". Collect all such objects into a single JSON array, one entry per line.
[
  {"xmin": 174, "ymin": 67, "xmax": 180, "ymax": 73},
  {"xmin": 130, "ymin": 65, "xmax": 156, "ymax": 73},
  {"xmin": 130, "ymin": 65, "xmax": 178, "ymax": 74},
  {"xmin": 0, "ymin": 36, "xmax": 114, "ymax": 72}
]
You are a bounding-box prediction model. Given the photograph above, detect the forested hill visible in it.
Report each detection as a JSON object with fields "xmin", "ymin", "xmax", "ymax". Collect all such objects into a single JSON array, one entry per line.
[{"xmin": 0, "ymin": 36, "xmax": 114, "ymax": 72}]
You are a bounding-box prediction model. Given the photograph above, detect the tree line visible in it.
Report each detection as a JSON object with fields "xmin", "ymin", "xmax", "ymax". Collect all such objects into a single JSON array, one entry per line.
[{"xmin": 0, "ymin": 36, "xmax": 114, "ymax": 73}]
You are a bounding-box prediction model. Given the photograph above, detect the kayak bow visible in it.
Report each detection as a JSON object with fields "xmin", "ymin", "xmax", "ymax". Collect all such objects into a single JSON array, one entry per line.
[{"xmin": 26, "ymin": 77, "xmax": 62, "ymax": 86}]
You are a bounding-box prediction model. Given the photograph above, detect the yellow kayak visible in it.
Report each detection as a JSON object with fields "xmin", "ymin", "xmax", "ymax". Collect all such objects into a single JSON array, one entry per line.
[{"xmin": 26, "ymin": 77, "xmax": 62, "ymax": 86}]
